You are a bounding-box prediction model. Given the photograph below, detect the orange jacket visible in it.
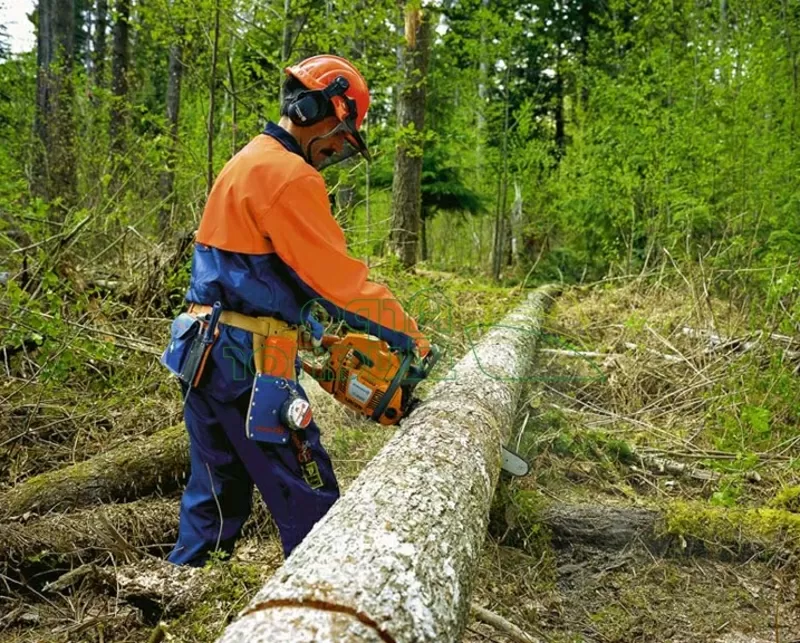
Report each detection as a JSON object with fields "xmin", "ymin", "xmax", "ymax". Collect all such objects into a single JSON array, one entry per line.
[{"xmin": 195, "ymin": 132, "xmax": 425, "ymax": 350}]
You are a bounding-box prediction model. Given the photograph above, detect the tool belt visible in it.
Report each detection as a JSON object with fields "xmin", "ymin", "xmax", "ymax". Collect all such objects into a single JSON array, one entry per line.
[{"xmin": 187, "ymin": 304, "xmax": 299, "ymax": 381}]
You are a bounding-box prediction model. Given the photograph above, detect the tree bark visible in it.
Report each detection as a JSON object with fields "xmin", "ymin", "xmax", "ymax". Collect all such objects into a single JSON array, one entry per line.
[
  {"xmin": 206, "ymin": 0, "xmax": 221, "ymax": 195},
  {"xmin": 0, "ymin": 497, "xmax": 180, "ymax": 570},
  {"xmin": 93, "ymin": 0, "xmax": 108, "ymax": 88},
  {"xmin": 33, "ymin": 0, "xmax": 77, "ymax": 212},
  {"xmin": 158, "ymin": 26, "xmax": 185, "ymax": 235},
  {"xmin": 109, "ymin": 0, "xmax": 130, "ymax": 156},
  {"xmin": 491, "ymin": 67, "xmax": 511, "ymax": 281},
  {"xmin": 0, "ymin": 425, "xmax": 188, "ymax": 518},
  {"xmin": 421, "ymin": 214, "xmax": 428, "ymax": 262},
  {"xmin": 217, "ymin": 289, "xmax": 557, "ymax": 643},
  {"xmin": 554, "ymin": 50, "xmax": 565, "ymax": 152},
  {"xmin": 389, "ymin": 6, "xmax": 431, "ymax": 269}
]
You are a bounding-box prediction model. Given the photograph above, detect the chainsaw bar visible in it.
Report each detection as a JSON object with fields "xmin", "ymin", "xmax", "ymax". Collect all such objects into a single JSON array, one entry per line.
[{"xmin": 501, "ymin": 446, "xmax": 530, "ymax": 477}]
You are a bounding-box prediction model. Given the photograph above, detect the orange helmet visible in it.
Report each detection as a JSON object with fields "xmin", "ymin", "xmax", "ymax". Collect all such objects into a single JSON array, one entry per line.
[{"xmin": 285, "ymin": 55, "xmax": 371, "ymax": 163}]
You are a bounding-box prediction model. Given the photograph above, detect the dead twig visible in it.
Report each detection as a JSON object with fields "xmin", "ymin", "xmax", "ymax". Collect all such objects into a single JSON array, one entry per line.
[{"xmin": 470, "ymin": 603, "xmax": 547, "ymax": 643}]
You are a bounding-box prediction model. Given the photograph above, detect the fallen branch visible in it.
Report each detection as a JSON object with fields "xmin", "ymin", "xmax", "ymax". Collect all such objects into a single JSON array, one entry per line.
[
  {"xmin": 539, "ymin": 348, "xmax": 611, "ymax": 359},
  {"xmin": 632, "ymin": 452, "xmax": 720, "ymax": 482},
  {"xmin": 680, "ymin": 326, "xmax": 800, "ymax": 360},
  {"xmin": 470, "ymin": 604, "xmax": 544, "ymax": 643}
]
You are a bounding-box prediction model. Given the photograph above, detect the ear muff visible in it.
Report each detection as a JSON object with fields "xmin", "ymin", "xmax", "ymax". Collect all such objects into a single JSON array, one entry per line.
[{"xmin": 288, "ymin": 76, "xmax": 351, "ymax": 127}]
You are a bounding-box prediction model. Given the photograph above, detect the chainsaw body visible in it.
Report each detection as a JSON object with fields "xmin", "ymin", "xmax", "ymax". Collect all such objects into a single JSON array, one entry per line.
[{"xmin": 301, "ymin": 333, "xmax": 438, "ymax": 425}]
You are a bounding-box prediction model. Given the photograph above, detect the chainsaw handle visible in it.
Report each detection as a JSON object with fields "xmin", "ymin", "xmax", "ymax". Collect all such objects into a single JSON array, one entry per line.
[{"xmin": 321, "ymin": 334, "xmax": 340, "ymax": 349}]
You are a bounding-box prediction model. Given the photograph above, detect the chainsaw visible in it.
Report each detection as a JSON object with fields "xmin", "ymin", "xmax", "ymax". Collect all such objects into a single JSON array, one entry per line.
[
  {"xmin": 299, "ymin": 331, "xmax": 530, "ymax": 477},
  {"xmin": 300, "ymin": 332, "xmax": 439, "ymax": 425}
]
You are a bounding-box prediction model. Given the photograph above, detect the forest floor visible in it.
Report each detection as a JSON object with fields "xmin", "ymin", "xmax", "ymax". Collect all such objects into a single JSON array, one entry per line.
[{"xmin": 1, "ymin": 265, "xmax": 799, "ymax": 642}]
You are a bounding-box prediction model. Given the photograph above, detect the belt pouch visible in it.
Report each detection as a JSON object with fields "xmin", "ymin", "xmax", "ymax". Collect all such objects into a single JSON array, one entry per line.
[{"xmin": 161, "ymin": 313, "xmax": 202, "ymax": 379}]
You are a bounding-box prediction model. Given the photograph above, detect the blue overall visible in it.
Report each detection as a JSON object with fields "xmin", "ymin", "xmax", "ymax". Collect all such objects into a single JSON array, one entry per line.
[{"xmin": 166, "ymin": 124, "xmax": 416, "ymax": 566}]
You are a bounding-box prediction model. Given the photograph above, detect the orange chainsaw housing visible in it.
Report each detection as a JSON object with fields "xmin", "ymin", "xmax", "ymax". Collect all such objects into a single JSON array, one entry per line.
[{"xmin": 302, "ymin": 333, "xmax": 406, "ymax": 425}]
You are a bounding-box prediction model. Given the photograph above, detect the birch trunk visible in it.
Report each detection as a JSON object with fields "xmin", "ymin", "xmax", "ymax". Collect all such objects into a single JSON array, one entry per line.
[{"xmin": 217, "ymin": 288, "xmax": 557, "ymax": 643}]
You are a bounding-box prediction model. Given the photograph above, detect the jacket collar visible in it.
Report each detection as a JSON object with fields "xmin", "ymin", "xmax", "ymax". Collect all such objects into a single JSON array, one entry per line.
[{"xmin": 263, "ymin": 121, "xmax": 304, "ymax": 159}]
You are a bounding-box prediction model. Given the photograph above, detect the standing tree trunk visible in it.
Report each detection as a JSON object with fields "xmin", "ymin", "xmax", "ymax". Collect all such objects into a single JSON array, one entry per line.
[
  {"xmin": 393, "ymin": 2, "xmax": 404, "ymax": 119},
  {"xmin": 158, "ymin": 25, "xmax": 184, "ymax": 235},
  {"xmin": 491, "ymin": 66, "xmax": 511, "ymax": 281},
  {"xmin": 554, "ymin": 50, "xmax": 566, "ymax": 153},
  {"xmin": 509, "ymin": 181, "xmax": 523, "ymax": 263},
  {"xmin": 576, "ymin": 0, "xmax": 592, "ymax": 115},
  {"xmin": 475, "ymin": 0, "xmax": 489, "ymax": 178},
  {"xmin": 227, "ymin": 42, "xmax": 238, "ymax": 155},
  {"xmin": 206, "ymin": 0, "xmax": 220, "ymax": 195},
  {"xmin": 109, "ymin": 0, "xmax": 130, "ymax": 156},
  {"xmin": 279, "ymin": 0, "xmax": 292, "ymax": 105},
  {"xmin": 336, "ymin": 158, "xmax": 357, "ymax": 234},
  {"xmin": 278, "ymin": 0, "xmax": 307, "ymax": 104},
  {"xmin": 421, "ymin": 213, "xmax": 428, "ymax": 262},
  {"xmin": 93, "ymin": 0, "xmax": 108, "ymax": 89},
  {"xmin": 33, "ymin": 0, "xmax": 77, "ymax": 212},
  {"xmin": 389, "ymin": 6, "xmax": 431, "ymax": 269}
]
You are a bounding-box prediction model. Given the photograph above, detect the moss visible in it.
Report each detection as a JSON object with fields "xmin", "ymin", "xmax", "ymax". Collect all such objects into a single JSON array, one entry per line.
[
  {"xmin": 770, "ymin": 486, "xmax": 800, "ymax": 513},
  {"xmin": 167, "ymin": 561, "xmax": 264, "ymax": 642},
  {"xmin": 665, "ymin": 500, "xmax": 800, "ymax": 554},
  {"xmin": 488, "ymin": 486, "xmax": 557, "ymax": 589},
  {"xmin": 588, "ymin": 604, "xmax": 634, "ymax": 641}
]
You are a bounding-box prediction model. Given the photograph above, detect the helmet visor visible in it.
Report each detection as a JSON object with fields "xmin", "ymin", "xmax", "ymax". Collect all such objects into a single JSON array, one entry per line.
[{"xmin": 308, "ymin": 119, "xmax": 371, "ymax": 171}]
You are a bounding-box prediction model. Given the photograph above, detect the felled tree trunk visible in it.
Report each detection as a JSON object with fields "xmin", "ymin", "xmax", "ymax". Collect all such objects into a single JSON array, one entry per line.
[
  {"xmin": 217, "ymin": 288, "xmax": 557, "ymax": 643},
  {"xmin": 0, "ymin": 425, "xmax": 188, "ymax": 518},
  {"xmin": 0, "ymin": 377, "xmax": 347, "ymax": 520},
  {"xmin": 495, "ymin": 491, "xmax": 800, "ymax": 563},
  {"xmin": 0, "ymin": 497, "xmax": 179, "ymax": 569}
]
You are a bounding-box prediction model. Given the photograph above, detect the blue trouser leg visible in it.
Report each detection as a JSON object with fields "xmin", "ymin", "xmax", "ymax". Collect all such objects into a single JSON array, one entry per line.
[
  {"xmin": 168, "ymin": 388, "xmax": 254, "ymax": 566},
  {"xmin": 168, "ymin": 382, "xmax": 340, "ymax": 566}
]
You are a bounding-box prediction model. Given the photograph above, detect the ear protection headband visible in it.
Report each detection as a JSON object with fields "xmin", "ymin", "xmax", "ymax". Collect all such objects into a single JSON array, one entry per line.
[{"xmin": 288, "ymin": 76, "xmax": 351, "ymax": 127}]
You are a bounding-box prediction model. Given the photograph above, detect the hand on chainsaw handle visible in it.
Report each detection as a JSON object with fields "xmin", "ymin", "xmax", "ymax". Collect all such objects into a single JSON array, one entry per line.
[
  {"xmin": 300, "ymin": 312, "xmax": 326, "ymax": 355},
  {"xmin": 414, "ymin": 336, "xmax": 432, "ymax": 360}
]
